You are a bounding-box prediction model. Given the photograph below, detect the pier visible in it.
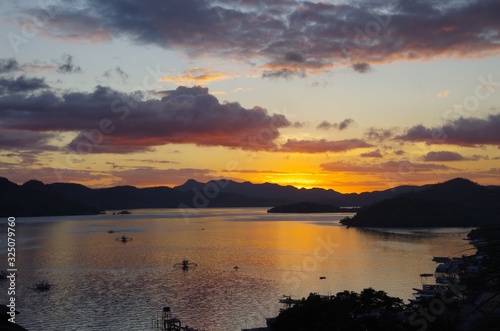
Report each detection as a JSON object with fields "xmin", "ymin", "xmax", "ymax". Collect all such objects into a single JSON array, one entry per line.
[{"xmin": 151, "ymin": 307, "xmax": 199, "ymax": 331}]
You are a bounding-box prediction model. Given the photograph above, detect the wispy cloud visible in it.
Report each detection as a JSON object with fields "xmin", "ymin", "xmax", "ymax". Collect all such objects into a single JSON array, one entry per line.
[
  {"xmin": 365, "ymin": 127, "xmax": 398, "ymax": 142},
  {"xmin": 281, "ymin": 138, "xmax": 373, "ymax": 153},
  {"xmin": 0, "ymin": 56, "xmax": 82, "ymax": 75},
  {"xmin": 262, "ymin": 68, "xmax": 306, "ymax": 80},
  {"xmin": 161, "ymin": 67, "xmax": 238, "ymax": 85},
  {"xmin": 231, "ymin": 87, "xmax": 253, "ymax": 93},
  {"xmin": 56, "ymin": 54, "xmax": 81, "ymax": 73},
  {"xmin": 360, "ymin": 150, "xmax": 383, "ymax": 158},
  {"xmin": 436, "ymin": 90, "xmax": 450, "ymax": 98},
  {"xmin": 317, "ymin": 119, "xmax": 355, "ymax": 131},
  {"xmin": 0, "ymin": 58, "xmax": 20, "ymax": 74}
]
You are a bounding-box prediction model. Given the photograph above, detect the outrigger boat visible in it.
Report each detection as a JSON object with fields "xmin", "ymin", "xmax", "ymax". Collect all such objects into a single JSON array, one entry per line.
[
  {"xmin": 173, "ymin": 259, "xmax": 198, "ymax": 270},
  {"xmin": 116, "ymin": 235, "xmax": 133, "ymax": 243}
]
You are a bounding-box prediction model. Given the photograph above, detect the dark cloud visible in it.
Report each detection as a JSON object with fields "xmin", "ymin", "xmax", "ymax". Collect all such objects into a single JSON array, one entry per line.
[
  {"xmin": 0, "ymin": 85, "xmax": 291, "ymax": 153},
  {"xmin": 22, "ymin": 0, "xmax": 500, "ymax": 75},
  {"xmin": 421, "ymin": 151, "xmax": 484, "ymax": 162},
  {"xmin": 422, "ymin": 151, "xmax": 465, "ymax": 162},
  {"xmin": 317, "ymin": 118, "xmax": 355, "ymax": 131},
  {"xmin": 317, "ymin": 121, "xmax": 331, "ymax": 130},
  {"xmin": 57, "ymin": 54, "xmax": 82, "ymax": 73},
  {"xmin": 284, "ymin": 52, "xmax": 305, "ymax": 63},
  {"xmin": 115, "ymin": 66, "xmax": 128, "ymax": 83},
  {"xmin": 262, "ymin": 68, "xmax": 306, "ymax": 79},
  {"xmin": 102, "ymin": 69, "xmax": 112, "ymax": 79},
  {"xmin": 365, "ymin": 127, "xmax": 398, "ymax": 142},
  {"xmin": 0, "ymin": 58, "xmax": 20, "ymax": 74},
  {"xmin": 360, "ymin": 150, "xmax": 383, "ymax": 158},
  {"xmin": 0, "ymin": 56, "xmax": 81, "ymax": 75},
  {"xmin": 397, "ymin": 114, "xmax": 500, "ymax": 146},
  {"xmin": 280, "ymin": 138, "xmax": 373, "ymax": 153},
  {"xmin": 0, "ymin": 76, "xmax": 49, "ymax": 93},
  {"xmin": 352, "ymin": 62, "xmax": 371, "ymax": 73},
  {"xmin": 291, "ymin": 121, "xmax": 305, "ymax": 128},
  {"xmin": 101, "ymin": 66, "xmax": 129, "ymax": 83},
  {"xmin": 0, "ymin": 129, "xmax": 56, "ymax": 151}
]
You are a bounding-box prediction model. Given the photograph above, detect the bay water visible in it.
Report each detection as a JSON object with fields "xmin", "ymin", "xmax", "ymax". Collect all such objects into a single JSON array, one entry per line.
[{"xmin": 0, "ymin": 208, "xmax": 472, "ymax": 331}]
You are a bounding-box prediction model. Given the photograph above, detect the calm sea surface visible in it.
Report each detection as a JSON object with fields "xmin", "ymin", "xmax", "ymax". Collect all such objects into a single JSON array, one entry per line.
[{"xmin": 1, "ymin": 208, "xmax": 473, "ymax": 331}]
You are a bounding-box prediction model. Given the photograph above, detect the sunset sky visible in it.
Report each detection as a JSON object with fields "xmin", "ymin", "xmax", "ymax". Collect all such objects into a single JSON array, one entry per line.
[{"xmin": 0, "ymin": 0, "xmax": 499, "ymax": 193}]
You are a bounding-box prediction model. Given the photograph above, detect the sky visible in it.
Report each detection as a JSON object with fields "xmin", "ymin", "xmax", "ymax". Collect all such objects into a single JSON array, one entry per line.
[{"xmin": 0, "ymin": 0, "xmax": 499, "ymax": 193}]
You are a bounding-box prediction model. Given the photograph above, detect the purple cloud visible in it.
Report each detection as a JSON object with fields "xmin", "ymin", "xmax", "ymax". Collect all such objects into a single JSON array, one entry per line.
[
  {"xmin": 317, "ymin": 118, "xmax": 355, "ymax": 131},
  {"xmin": 421, "ymin": 151, "xmax": 484, "ymax": 162},
  {"xmin": 360, "ymin": 150, "xmax": 383, "ymax": 158},
  {"xmin": 397, "ymin": 114, "xmax": 500, "ymax": 146},
  {"xmin": 19, "ymin": 0, "xmax": 500, "ymax": 76},
  {"xmin": 0, "ymin": 85, "xmax": 291, "ymax": 153}
]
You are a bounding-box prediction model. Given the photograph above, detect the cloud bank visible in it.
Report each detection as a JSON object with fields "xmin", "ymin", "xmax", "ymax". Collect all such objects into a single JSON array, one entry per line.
[
  {"xmin": 397, "ymin": 114, "xmax": 500, "ymax": 146},
  {"xmin": 0, "ymin": 85, "xmax": 291, "ymax": 153},
  {"xmin": 19, "ymin": 0, "xmax": 500, "ymax": 75},
  {"xmin": 421, "ymin": 151, "xmax": 483, "ymax": 162}
]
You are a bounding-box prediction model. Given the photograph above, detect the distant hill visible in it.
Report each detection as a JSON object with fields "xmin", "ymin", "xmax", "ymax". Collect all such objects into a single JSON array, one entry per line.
[
  {"xmin": 49, "ymin": 181, "xmax": 284, "ymax": 210},
  {"xmin": 174, "ymin": 179, "xmax": 423, "ymax": 207},
  {"xmin": 0, "ymin": 178, "xmax": 100, "ymax": 217},
  {"xmin": 341, "ymin": 178, "xmax": 500, "ymax": 227},
  {"xmin": 267, "ymin": 202, "xmax": 344, "ymax": 213},
  {"xmin": 2, "ymin": 176, "xmax": 498, "ymax": 219}
]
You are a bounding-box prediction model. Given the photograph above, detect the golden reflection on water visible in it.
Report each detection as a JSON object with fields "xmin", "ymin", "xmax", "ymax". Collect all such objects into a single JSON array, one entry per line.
[{"xmin": 1, "ymin": 208, "xmax": 473, "ymax": 331}]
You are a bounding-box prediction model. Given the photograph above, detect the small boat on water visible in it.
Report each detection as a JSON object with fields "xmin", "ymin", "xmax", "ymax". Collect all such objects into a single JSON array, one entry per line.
[
  {"xmin": 173, "ymin": 259, "xmax": 198, "ymax": 270},
  {"xmin": 117, "ymin": 210, "xmax": 131, "ymax": 215},
  {"xmin": 116, "ymin": 235, "xmax": 133, "ymax": 243}
]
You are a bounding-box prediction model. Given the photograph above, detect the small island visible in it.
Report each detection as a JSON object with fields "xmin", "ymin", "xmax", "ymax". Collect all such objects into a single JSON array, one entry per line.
[
  {"xmin": 267, "ymin": 202, "xmax": 344, "ymax": 213},
  {"xmin": 117, "ymin": 210, "xmax": 132, "ymax": 215}
]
